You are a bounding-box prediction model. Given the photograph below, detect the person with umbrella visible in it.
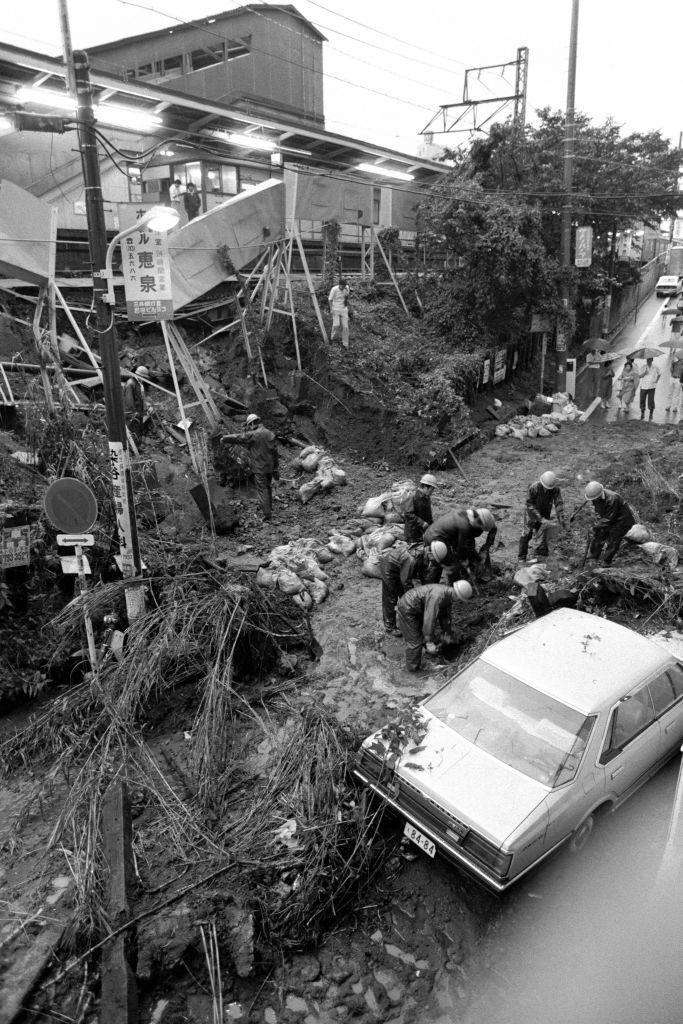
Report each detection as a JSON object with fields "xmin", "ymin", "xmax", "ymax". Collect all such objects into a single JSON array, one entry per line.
[
  {"xmin": 584, "ymin": 344, "xmax": 603, "ymax": 400},
  {"xmin": 638, "ymin": 356, "xmax": 661, "ymax": 421},
  {"xmin": 664, "ymin": 347, "xmax": 683, "ymax": 417},
  {"xmin": 616, "ymin": 359, "xmax": 639, "ymax": 412}
]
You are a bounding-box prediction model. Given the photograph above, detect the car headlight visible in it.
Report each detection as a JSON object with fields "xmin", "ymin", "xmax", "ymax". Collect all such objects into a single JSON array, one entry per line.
[{"xmin": 461, "ymin": 831, "xmax": 512, "ymax": 877}]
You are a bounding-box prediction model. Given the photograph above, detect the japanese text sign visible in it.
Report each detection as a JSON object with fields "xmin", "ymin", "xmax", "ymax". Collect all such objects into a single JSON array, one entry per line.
[
  {"xmin": 1, "ymin": 525, "xmax": 30, "ymax": 568},
  {"xmin": 121, "ymin": 227, "xmax": 173, "ymax": 321},
  {"xmin": 575, "ymin": 226, "xmax": 593, "ymax": 268}
]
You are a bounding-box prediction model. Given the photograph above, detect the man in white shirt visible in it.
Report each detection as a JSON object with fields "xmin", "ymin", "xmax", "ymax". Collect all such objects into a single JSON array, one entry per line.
[
  {"xmin": 585, "ymin": 348, "xmax": 602, "ymax": 399},
  {"xmin": 328, "ymin": 277, "xmax": 350, "ymax": 349},
  {"xmin": 638, "ymin": 357, "xmax": 661, "ymax": 420},
  {"xmin": 169, "ymin": 178, "xmax": 185, "ymax": 203}
]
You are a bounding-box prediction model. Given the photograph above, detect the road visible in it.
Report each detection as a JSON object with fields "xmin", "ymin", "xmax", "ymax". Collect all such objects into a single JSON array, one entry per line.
[
  {"xmin": 575, "ymin": 291, "xmax": 682, "ymax": 425},
  {"xmin": 454, "ymin": 756, "xmax": 683, "ymax": 1024}
]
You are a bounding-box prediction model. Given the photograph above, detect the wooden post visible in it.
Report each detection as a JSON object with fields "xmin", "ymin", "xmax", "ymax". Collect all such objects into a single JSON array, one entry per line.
[
  {"xmin": 100, "ymin": 779, "xmax": 138, "ymax": 1024},
  {"xmin": 161, "ymin": 321, "xmax": 199, "ymax": 472},
  {"xmin": 293, "ymin": 227, "xmax": 329, "ymax": 343},
  {"xmin": 284, "ymin": 235, "xmax": 302, "ymax": 371},
  {"xmin": 372, "ymin": 227, "xmax": 409, "ymax": 314}
]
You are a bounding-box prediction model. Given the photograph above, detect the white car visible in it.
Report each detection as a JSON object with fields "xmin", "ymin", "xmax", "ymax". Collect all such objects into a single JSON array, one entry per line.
[
  {"xmin": 656, "ymin": 275, "xmax": 681, "ymax": 297},
  {"xmin": 355, "ymin": 609, "xmax": 683, "ymax": 892}
]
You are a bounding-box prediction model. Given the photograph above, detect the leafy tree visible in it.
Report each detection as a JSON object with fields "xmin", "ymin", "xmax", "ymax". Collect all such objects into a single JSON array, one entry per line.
[{"xmin": 419, "ymin": 180, "xmax": 561, "ymax": 349}]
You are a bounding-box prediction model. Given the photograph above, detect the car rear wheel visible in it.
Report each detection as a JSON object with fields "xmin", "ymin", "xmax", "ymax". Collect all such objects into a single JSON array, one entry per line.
[{"xmin": 569, "ymin": 814, "xmax": 594, "ymax": 853}]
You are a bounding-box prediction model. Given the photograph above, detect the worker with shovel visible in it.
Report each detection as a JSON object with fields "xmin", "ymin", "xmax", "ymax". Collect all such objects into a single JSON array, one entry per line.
[
  {"xmin": 397, "ymin": 581, "xmax": 473, "ymax": 672},
  {"xmin": 518, "ymin": 470, "xmax": 567, "ymax": 562},
  {"xmin": 584, "ymin": 480, "xmax": 635, "ymax": 566},
  {"xmin": 379, "ymin": 540, "xmax": 446, "ymax": 636},
  {"xmin": 221, "ymin": 413, "xmax": 279, "ymax": 521}
]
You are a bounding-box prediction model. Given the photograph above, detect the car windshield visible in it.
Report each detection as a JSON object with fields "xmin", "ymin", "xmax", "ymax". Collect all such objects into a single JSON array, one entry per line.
[{"xmin": 426, "ymin": 659, "xmax": 596, "ymax": 787}]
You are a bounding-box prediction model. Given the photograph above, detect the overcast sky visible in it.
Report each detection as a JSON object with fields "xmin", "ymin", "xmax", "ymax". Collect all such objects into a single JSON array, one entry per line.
[{"xmin": 3, "ymin": 1, "xmax": 681, "ymax": 156}]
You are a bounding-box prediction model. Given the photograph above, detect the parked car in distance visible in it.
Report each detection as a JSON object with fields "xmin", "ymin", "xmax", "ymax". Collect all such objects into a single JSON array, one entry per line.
[
  {"xmin": 354, "ymin": 609, "xmax": 683, "ymax": 892},
  {"xmin": 656, "ymin": 275, "xmax": 682, "ymax": 297}
]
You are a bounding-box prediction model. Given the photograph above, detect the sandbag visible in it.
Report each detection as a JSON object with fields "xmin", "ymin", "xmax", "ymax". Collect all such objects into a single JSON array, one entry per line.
[
  {"xmin": 299, "ymin": 445, "xmax": 317, "ymax": 459},
  {"xmin": 292, "ymin": 590, "xmax": 313, "ymax": 611},
  {"xmin": 342, "ymin": 521, "xmax": 367, "ymax": 537},
  {"xmin": 626, "ymin": 524, "xmax": 651, "ymax": 545},
  {"xmin": 328, "ymin": 534, "xmax": 357, "ymax": 557},
  {"xmin": 256, "ymin": 566, "xmax": 276, "ymax": 588},
  {"xmin": 514, "ymin": 564, "xmax": 551, "ymax": 589},
  {"xmin": 299, "ymin": 478, "xmax": 322, "ymax": 504},
  {"xmin": 298, "ymin": 556, "xmax": 328, "ymax": 583},
  {"xmin": 331, "ymin": 467, "xmax": 347, "ymax": 486},
  {"xmin": 361, "ymin": 492, "xmax": 391, "ymax": 518},
  {"xmin": 305, "ymin": 578, "xmax": 329, "ymax": 604},
  {"xmin": 640, "ymin": 541, "xmax": 679, "ymax": 569},
  {"xmin": 361, "ymin": 548, "xmax": 383, "ymax": 579},
  {"xmin": 495, "ymin": 424, "xmax": 509, "ymax": 437},
  {"xmin": 390, "ymin": 479, "xmax": 416, "ymax": 511},
  {"xmin": 315, "ymin": 546, "xmax": 334, "ymax": 564},
  {"xmin": 277, "ymin": 568, "xmax": 305, "ymax": 595},
  {"xmin": 383, "ymin": 511, "xmax": 402, "ymax": 524},
  {"xmin": 301, "ymin": 449, "xmax": 325, "ymax": 472},
  {"xmin": 538, "ymin": 427, "xmax": 551, "ymax": 437}
]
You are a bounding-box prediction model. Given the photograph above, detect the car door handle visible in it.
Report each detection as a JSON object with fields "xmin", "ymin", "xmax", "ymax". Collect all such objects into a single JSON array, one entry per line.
[{"xmin": 611, "ymin": 766, "xmax": 624, "ymax": 779}]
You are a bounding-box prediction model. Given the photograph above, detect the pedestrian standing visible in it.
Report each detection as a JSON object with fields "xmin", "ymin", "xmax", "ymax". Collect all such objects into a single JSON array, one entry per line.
[
  {"xmin": 397, "ymin": 581, "xmax": 472, "ymax": 672},
  {"xmin": 183, "ymin": 182, "xmax": 202, "ymax": 222},
  {"xmin": 328, "ymin": 277, "xmax": 350, "ymax": 349},
  {"xmin": 599, "ymin": 360, "xmax": 614, "ymax": 409},
  {"xmin": 584, "ymin": 481, "xmax": 635, "ymax": 566},
  {"xmin": 616, "ymin": 360, "xmax": 639, "ymax": 412},
  {"xmin": 424, "ymin": 507, "xmax": 497, "ymax": 581},
  {"xmin": 518, "ymin": 470, "xmax": 566, "ymax": 561},
  {"xmin": 169, "ymin": 178, "xmax": 185, "ymax": 204},
  {"xmin": 379, "ymin": 541, "xmax": 445, "ymax": 636},
  {"xmin": 664, "ymin": 351, "xmax": 683, "ymax": 415},
  {"xmin": 638, "ymin": 357, "xmax": 661, "ymax": 420},
  {"xmin": 585, "ymin": 348, "xmax": 602, "ymax": 400},
  {"xmin": 221, "ymin": 413, "xmax": 279, "ymax": 521},
  {"xmin": 401, "ymin": 474, "xmax": 437, "ymax": 543}
]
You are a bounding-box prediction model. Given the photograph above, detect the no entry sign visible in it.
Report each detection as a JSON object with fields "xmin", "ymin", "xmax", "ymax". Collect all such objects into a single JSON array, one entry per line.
[{"xmin": 44, "ymin": 478, "xmax": 98, "ymax": 534}]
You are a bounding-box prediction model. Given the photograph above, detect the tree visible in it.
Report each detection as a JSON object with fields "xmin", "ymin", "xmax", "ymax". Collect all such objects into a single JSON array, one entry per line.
[{"xmin": 419, "ymin": 179, "xmax": 561, "ymax": 349}]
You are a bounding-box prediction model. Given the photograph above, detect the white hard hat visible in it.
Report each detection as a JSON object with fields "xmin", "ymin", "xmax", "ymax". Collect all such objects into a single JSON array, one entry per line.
[
  {"xmin": 453, "ymin": 580, "xmax": 473, "ymax": 600},
  {"xmin": 585, "ymin": 480, "xmax": 604, "ymax": 500},
  {"xmin": 430, "ymin": 541, "xmax": 448, "ymax": 563},
  {"xmin": 246, "ymin": 413, "xmax": 260, "ymax": 426},
  {"xmin": 420, "ymin": 474, "xmax": 438, "ymax": 488},
  {"xmin": 475, "ymin": 508, "xmax": 496, "ymax": 531},
  {"xmin": 540, "ymin": 470, "xmax": 558, "ymax": 489},
  {"xmin": 135, "ymin": 365, "xmax": 150, "ymax": 378}
]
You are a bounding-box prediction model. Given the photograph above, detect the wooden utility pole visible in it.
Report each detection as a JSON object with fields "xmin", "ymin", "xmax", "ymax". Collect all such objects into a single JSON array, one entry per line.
[{"xmin": 556, "ymin": 0, "xmax": 580, "ymax": 392}]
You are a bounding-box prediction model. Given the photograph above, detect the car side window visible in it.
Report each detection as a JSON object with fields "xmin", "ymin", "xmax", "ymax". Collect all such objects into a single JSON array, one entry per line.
[
  {"xmin": 600, "ymin": 685, "xmax": 655, "ymax": 764},
  {"xmin": 648, "ymin": 665, "xmax": 683, "ymax": 717}
]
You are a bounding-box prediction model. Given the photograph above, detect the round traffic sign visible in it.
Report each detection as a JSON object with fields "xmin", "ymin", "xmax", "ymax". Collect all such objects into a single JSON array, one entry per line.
[{"xmin": 44, "ymin": 478, "xmax": 99, "ymax": 533}]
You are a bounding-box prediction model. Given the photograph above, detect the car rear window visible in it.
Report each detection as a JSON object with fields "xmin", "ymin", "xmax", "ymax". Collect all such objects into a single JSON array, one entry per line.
[{"xmin": 427, "ymin": 659, "xmax": 596, "ymax": 787}]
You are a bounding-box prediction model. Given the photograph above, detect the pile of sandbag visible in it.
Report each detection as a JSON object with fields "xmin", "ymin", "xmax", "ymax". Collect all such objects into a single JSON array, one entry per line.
[
  {"xmin": 625, "ymin": 524, "xmax": 679, "ymax": 569},
  {"xmin": 292, "ymin": 446, "xmax": 348, "ymax": 504},
  {"xmin": 495, "ymin": 411, "xmax": 568, "ymax": 440},
  {"xmin": 256, "ymin": 537, "xmax": 332, "ymax": 610}
]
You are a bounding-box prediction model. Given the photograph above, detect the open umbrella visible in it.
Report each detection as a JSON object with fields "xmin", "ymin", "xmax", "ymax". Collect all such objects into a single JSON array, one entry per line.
[
  {"xmin": 659, "ymin": 338, "xmax": 683, "ymax": 351},
  {"xmin": 580, "ymin": 337, "xmax": 606, "ymax": 351},
  {"xmin": 621, "ymin": 347, "xmax": 663, "ymax": 360}
]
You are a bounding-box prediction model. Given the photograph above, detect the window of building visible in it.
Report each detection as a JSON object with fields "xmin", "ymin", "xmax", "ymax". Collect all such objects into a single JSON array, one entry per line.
[
  {"xmin": 174, "ymin": 161, "xmax": 202, "ymax": 190},
  {"xmin": 137, "ymin": 62, "xmax": 153, "ymax": 78},
  {"xmin": 191, "ymin": 44, "xmax": 225, "ymax": 71},
  {"xmin": 221, "ymin": 165, "xmax": 238, "ymax": 195},
  {"xmin": 240, "ymin": 166, "xmax": 270, "ymax": 191},
  {"xmin": 205, "ymin": 164, "xmax": 222, "ymax": 194},
  {"xmin": 373, "ymin": 187, "xmax": 381, "ymax": 225},
  {"xmin": 161, "ymin": 54, "xmax": 184, "ymax": 77},
  {"xmin": 227, "ymin": 38, "xmax": 251, "ymax": 60}
]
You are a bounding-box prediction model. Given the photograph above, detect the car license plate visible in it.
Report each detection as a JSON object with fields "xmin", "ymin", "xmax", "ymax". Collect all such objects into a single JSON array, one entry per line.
[{"xmin": 403, "ymin": 821, "xmax": 436, "ymax": 858}]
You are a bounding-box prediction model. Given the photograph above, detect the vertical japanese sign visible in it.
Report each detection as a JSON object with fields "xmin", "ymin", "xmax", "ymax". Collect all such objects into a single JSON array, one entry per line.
[
  {"xmin": 109, "ymin": 441, "xmax": 137, "ymax": 574},
  {"xmin": 1, "ymin": 525, "xmax": 30, "ymax": 568},
  {"xmin": 493, "ymin": 347, "xmax": 507, "ymax": 383},
  {"xmin": 617, "ymin": 231, "xmax": 632, "ymax": 261},
  {"xmin": 121, "ymin": 226, "xmax": 173, "ymax": 321},
  {"xmin": 575, "ymin": 226, "xmax": 593, "ymax": 268}
]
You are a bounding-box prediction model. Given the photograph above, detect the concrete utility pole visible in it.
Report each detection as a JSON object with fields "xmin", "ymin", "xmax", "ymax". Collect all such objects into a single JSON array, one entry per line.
[
  {"xmin": 556, "ymin": 0, "xmax": 580, "ymax": 393},
  {"xmin": 57, "ymin": 0, "xmax": 77, "ymax": 98},
  {"xmin": 73, "ymin": 50, "xmax": 145, "ymax": 620}
]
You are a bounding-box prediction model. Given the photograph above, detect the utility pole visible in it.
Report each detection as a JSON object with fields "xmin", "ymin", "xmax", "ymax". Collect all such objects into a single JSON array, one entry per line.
[
  {"xmin": 556, "ymin": 0, "xmax": 580, "ymax": 393},
  {"xmin": 57, "ymin": 0, "xmax": 77, "ymax": 97},
  {"xmin": 73, "ymin": 50, "xmax": 144, "ymax": 620}
]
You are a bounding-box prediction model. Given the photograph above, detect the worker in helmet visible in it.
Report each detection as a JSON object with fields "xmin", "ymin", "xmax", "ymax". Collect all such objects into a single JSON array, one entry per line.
[
  {"xmin": 123, "ymin": 365, "xmax": 150, "ymax": 444},
  {"xmin": 584, "ymin": 480, "xmax": 635, "ymax": 565},
  {"xmin": 397, "ymin": 581, "xmax": 473, "ymax": 672},
  {"xmin": 221, "ymin": 413, "xmax": 279, "ymax": 521},
  {"xmin": 379, "ymin": 540, "xmax": 445, "ymax": 636},
  {"xmin": 401, "ymin": 474, "xmax": 438, "ymax": 544},
  {"xmin": 518, "ymin": 470, "xmax": 567, "ymax": 561},
  {"xmin": 424, "ymin": 507, "xmax": 497, "ymax": 580}
]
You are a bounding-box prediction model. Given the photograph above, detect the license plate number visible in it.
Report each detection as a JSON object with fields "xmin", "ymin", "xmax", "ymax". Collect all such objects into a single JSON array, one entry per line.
[{"xmin": 403, "ymin": 821, "xmax": 436, "ymax": 858}]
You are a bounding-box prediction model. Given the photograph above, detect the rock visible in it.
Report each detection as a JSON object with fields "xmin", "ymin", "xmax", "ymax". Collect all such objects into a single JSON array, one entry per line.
[
  {"xmin": 369, "ymin": 930, "xmax": 383, "ymax": 944},
  {"xmin": 351, "ymin": 982, "xmax": 363, "ymax": 995},
  {"xmin": 137, "ymin": 900, "xmax": 195, "ymax": 981},
  {"xmin": 285, "ymin": 994, "xmax": 309, "ymax": 1015},
  {"xmin": 328, "ymin": 957, "xmax": 354, "ymax": 983},
  {"xmin": 225, "ymin": 1003, "xmax": 244, "ymax": 1020},
  {"xmin": 264, "ymin": 1009, "xmax": 278, "ymax": 1024},
  {"xmin": 387, "ymin": 988, "xmax": 404, "ymax": 1005},
  {"xmin": 384, "ymin": 943, "xmax": 416, "ymax": 967},
  {"xmin": 224, "ymin": 901, "xmax": 254, "ymax": 978},
  {"xmin": 293, "ymin": 954, "xmax": 321, "ymax": 983},
  {"xmin": 373, "ymin": 968, "xmax": 404, "ymax": 1003},
  {"xmin": 432, "ymin": 968, "xmax": 459, "ymax": 1013}
]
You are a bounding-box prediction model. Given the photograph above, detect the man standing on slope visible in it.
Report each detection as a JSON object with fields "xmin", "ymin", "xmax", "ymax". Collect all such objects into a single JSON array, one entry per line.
[{"xmin": 328, "ymin": 277, "xmax": 351, "ymax": 349}]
